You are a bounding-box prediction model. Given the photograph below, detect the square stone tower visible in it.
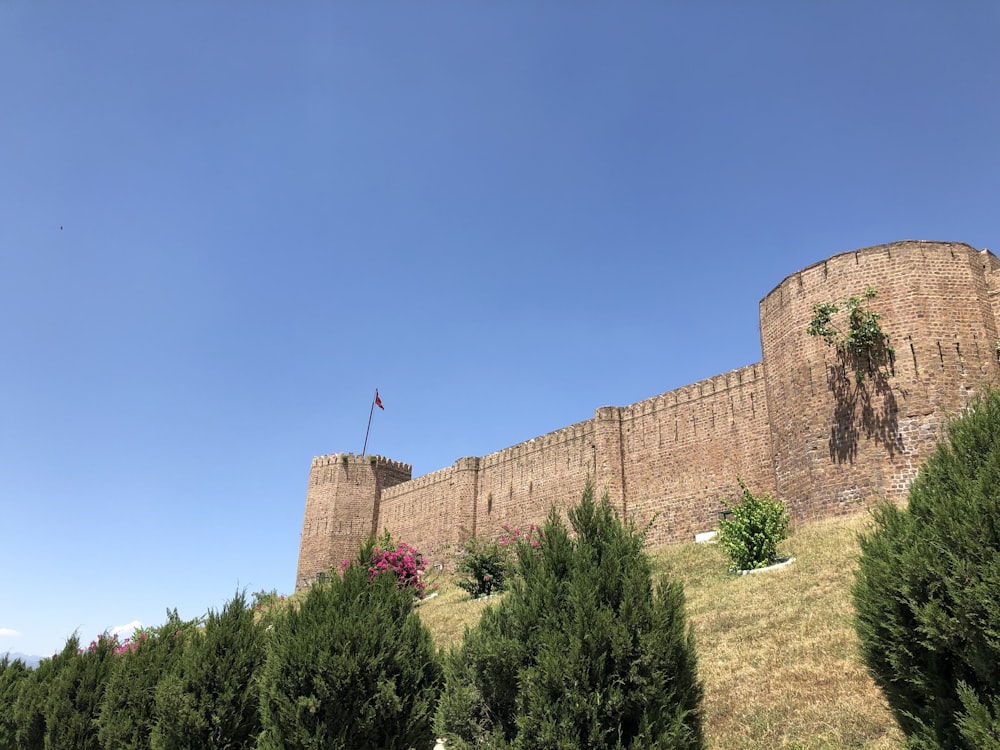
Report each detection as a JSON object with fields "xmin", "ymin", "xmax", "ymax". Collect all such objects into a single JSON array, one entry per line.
[{"xmin": 295, "ymin": 453, "xmax": 411, "ymax": 591}]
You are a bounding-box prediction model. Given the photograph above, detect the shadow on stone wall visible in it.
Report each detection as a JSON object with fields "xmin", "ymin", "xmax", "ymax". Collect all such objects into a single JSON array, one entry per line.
[{"xmin": 827, "ymin": 362, "xmax": 904, "ymax": 464}]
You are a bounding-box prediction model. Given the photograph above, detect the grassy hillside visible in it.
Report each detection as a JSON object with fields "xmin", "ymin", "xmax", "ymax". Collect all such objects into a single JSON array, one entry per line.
[{"xmin": 416, "ymin": 512, "xmax": 904, "ymax": 750}]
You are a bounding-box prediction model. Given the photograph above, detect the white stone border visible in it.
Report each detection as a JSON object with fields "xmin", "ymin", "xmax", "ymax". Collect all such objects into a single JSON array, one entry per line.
[{"xmin": 735, "ymin": 556, "xmax": 795, "ymax": 575}]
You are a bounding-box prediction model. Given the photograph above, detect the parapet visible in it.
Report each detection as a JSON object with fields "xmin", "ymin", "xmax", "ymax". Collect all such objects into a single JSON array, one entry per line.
[
  {"xmin": 622, "ymin": 363, "xmax": 766, "ymax": 418},
  {"xmin": 761, "ymin": 240, "xmax": 980, "ymax": 304},
  {"xmin": 454, "ymin": 456, "xmax": 481, "ymax": 471},
  {"xmin": 310, "ymin": 452, "xmax": 412, "ymax": 473}
]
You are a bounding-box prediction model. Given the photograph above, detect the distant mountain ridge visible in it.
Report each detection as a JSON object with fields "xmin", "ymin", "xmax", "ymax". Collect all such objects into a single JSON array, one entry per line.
[{"xmin": 3, "ymin": 651, "xmax": 42, "ymax": 668}]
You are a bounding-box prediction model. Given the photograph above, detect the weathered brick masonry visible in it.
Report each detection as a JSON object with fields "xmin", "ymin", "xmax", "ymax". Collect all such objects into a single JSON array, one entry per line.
[{"xmin": 296, "ymin": 240, "xmax": 1000, "ymax": 590}]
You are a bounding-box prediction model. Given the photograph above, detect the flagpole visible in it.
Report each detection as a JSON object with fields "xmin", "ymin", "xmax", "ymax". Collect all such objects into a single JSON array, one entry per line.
[{"xmin": 362, "ymin": 389, "xmax": 377, "ymax": 456}]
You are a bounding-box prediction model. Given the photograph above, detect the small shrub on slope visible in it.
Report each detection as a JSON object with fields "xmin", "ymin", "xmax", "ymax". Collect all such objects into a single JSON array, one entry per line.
[
  {"xmin": 455, "ymin": 536, "xmax": 510, "ymax": 598},
  {"xmin": 853, "ymin": 390, "xmax": 1000, "ymax": 748},
  {"xmin": 455, "ymin": 525, "xmax": 539, "ymax": 598},
  {"xmin": 718, "ymin": 479, "xmax": 789, "ymax": 571},
  {"xmin": 436, "ymin": 483, "xmax": 704, "ymax": 749}
]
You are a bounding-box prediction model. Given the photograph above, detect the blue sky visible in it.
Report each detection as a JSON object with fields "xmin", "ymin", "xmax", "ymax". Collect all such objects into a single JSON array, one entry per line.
[{"xmin": 2, "ymin": 2, "xmax": 998, "ymax": 658}]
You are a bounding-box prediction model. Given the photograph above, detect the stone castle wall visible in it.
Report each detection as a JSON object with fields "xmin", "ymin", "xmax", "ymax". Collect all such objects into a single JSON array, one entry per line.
[
  {"xmin": 296, "ymin": 240, "xmax": 1000, "ymax": 590},
  {"xmin": 295, "ymin": 454, "xmax": 411, "ymax": 587},
  {"xmin": 761, "ymin": 241, "xmax": 1000, "ymax": 522},
  {"xmin": 619, "ymin": 363, "xmax": 775, "ymax": 547}
]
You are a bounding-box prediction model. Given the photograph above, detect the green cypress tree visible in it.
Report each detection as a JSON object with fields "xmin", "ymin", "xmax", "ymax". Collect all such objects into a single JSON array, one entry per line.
[
  {"xmin": 12, "ymin": 649, "xmax": 62, "ymax": 750},
  {"xmin": 257, "ymin": 541, "xmax": 442, "ymax": 750},
  {"xmin": 97, "ymin": 611, "xmax": 197, "ymax": 750},
  {"xmin": 152, "ymin": 592, "xmax": 264, "ymax": 750},
  {"xmin": 0, "ymin": 655, "xmax": 30, "ymax": 750},
  {"xmin": 437, "ymin": 483, "xmax": 704, "ymax": 749},
  {"xmin": 853, "ymin": 390, "xmax": 1000, "ymax": 748},
  {"xmin": 44, "ymin": 632, "xmax": 117, "ymax": 750},
  {"xmin": 956, "ymin": 683, "xmax": 1000, "ymax": 749}
]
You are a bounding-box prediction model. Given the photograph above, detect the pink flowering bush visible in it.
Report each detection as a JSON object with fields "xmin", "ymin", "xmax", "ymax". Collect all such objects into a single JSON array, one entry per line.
[
  {"xmin": 368, "ymin": 542, "xmax": 428, "ymax": 596},
  {"xmin": 498, "ymin": 523, "xmax": 541, "ymax": 552},
  {"xmin": 113, "ymin": 631, "xmax": 150, "ymax": 655},
  {"xmin": 341, "ymin": 531, "xmax": 434, "ymax": 599},
  {"xmin": 80, "ymin": 631, "xmax": 150, "ymax": 657},
  {"xmin": 252, "ymin": 589, "xmax": 288, "ymax": 613}
]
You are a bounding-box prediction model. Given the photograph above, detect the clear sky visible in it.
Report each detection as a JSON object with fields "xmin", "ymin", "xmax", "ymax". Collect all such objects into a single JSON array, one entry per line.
[{"xmin": 2, "ymin": 2, "xmax": 998, "ymax": 658}]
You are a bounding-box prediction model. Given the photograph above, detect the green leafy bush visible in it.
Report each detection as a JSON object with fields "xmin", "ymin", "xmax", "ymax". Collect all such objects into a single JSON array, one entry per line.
[
  {"xmin": 436, "ymin": 484, "xmax": 704, "ymax": 749},
  {"xmin": 455, "ymin": 524, "xmax": 538, "ymax": 598},
  {"xmin": 853, "ymin": 390, "xmax": 1000, "ymax": 748},
  {"xmin": 718, "ymin": 479, "xmax": 789, "ymax": 571},
  {"xmin": 257, "ymin": 537, "xmax": 442, "ymax": 749},
  {"xmin": 807, "ymin": 287, "xmax": 894, "ymax": 383},
  {"xmin": 455, "ymin": 536, "xmax": 511, "ymax": 598}
]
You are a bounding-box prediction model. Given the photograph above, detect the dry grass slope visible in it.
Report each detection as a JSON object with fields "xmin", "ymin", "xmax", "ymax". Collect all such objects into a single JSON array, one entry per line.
[{"xmin": 415, "ymin": 512, "xmax": 905, "ymax": 750}]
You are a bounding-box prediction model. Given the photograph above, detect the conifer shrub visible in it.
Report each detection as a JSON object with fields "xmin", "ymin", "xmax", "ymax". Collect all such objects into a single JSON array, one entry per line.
[
  {"xmin": 717, "ymin": 479, "xmax": 789, "ymax": 571},
  {"xmin": 257, "ymin": 537, "xmax": 442, "ymax": 749},
  {"xmin": 0, "ymin": 655, "xmax": 29, "ymax": 749},
  {"xmin": 97, "ymin": 611, "xmax": 198, "ymax": 750},
  {"xmin": 11, "ymin": 647, "xmax": 62, "ymax": 750},
  {"xmin": 152, "ymin": 591, "xmax": 264, "ymax": 750},
  {"xmin": 44, "ymin": 633, "xmax": 118, "ymax": 750},
  {"xmin": 853, "ymin": 390, "xmax": 1000, "ymax": 748},
  {"xmin": 436, "ymin": 483, "xmax": 704, "ymax": 749}
]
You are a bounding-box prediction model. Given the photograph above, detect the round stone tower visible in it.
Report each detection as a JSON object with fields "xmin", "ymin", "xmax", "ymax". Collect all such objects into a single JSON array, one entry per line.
[{"xmin": 759, "ymin": 240, "xmax": 1000, "ymax": 519}]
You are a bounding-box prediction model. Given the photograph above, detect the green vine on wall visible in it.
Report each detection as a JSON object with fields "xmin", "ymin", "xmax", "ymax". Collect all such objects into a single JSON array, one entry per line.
[{"xmin": 807, "ymin": 287, "xmax": 894, "ymax": 383}]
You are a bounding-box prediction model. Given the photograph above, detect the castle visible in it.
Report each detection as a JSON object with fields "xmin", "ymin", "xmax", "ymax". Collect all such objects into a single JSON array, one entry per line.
[{"xmin": 296, "ymin": 240, "xmax": 1000, "ymax": 590}]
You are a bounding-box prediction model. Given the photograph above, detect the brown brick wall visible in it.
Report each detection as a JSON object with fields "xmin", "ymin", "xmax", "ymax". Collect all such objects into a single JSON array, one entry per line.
[
  {"xmin": 376, "ymin": 420, "xmax": 599, "ymax": 568},
  {"xmin": 621, "ymin": 363, "xmax": 775, "ymax": 546},
  {"xmin": 296, "ymin": 240, "xmax": 1000, "ymax": 585},
  {"xmin": 761, "ymin": 240, "xmax": 1000, "ymax": 520},
  {"xmin": 979, "ymin": 249, "xmax": 1000, "ymax": 348},
  {"xmin": 474, "ymin": 419, "xmax": 598, "ymax": 541}
]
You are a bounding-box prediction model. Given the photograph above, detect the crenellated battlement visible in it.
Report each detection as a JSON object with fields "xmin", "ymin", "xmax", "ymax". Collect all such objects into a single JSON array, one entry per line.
[
  {"xmin": 622, "ymin": 363, "xmax": 766, "ymax": 420},
  {"xmin": 380, "ymin": 465, "xmax": 455, "ymax": 497},
  {"xmin": 298, "ymin": 240, "xmax": 1000, "ymax": 588},
  {"xmin": 310, "ymin": 452, "xmax": 412, "ymax": 473},
  {"xmin": 480, "ymin": 419, "xmax": 595, "ymax": 466}
]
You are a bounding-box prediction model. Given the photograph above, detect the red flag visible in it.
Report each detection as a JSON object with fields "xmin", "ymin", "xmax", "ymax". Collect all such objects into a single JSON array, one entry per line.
[{"xmin": 375, "ymin": 390, "xmax": 384, "ymax": 410}]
